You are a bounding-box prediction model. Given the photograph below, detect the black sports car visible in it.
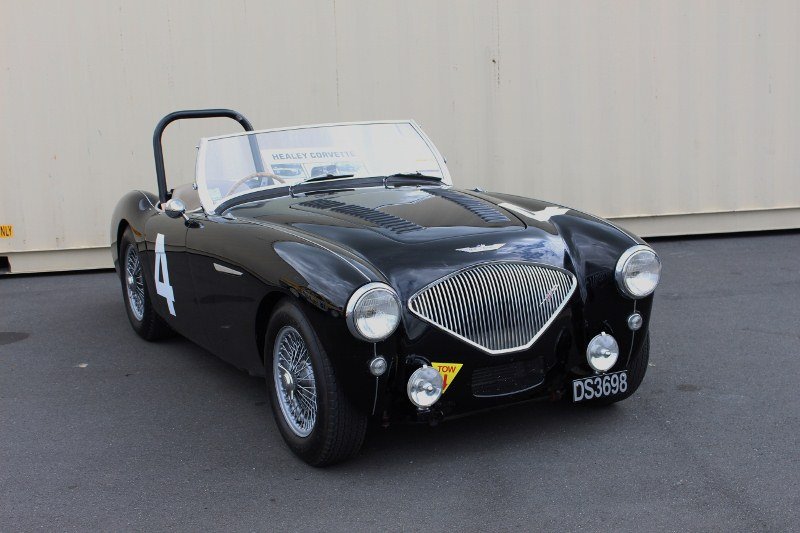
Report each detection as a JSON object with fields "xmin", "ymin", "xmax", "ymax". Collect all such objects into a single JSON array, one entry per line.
[{"xmin": 111, "ymin": 109, "xmax": 661, "ymax": 466}]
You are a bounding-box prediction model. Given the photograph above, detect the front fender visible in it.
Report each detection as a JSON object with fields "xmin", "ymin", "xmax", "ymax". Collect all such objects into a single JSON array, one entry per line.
[{"xmin": 265, "ymin": 238, "xmax": 392, "ymax": 415}]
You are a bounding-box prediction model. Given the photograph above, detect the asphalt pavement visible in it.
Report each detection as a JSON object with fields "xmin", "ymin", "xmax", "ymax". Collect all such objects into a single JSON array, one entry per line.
[{"xmin": 1, "ymin": 232, "xmax": 798, "ymax": 531}]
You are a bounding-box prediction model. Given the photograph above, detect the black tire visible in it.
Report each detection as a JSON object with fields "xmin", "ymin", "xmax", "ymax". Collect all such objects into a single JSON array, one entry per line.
[
  {"xmin": 265, "ymin": 298, "xmax": 367, "ymax": 466},
  {"xmin": 118, "ymin": 227, "xmax": 173, "ymax": 341},
  {"xmin": 591, "ymin": 332, "xmax": 649, "ymax": 406}
]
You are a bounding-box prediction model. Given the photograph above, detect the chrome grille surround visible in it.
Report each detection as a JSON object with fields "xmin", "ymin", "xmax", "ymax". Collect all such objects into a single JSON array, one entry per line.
[{"xmin": 408, "ymin": 262, "xmax": 577, "ymax": 355}]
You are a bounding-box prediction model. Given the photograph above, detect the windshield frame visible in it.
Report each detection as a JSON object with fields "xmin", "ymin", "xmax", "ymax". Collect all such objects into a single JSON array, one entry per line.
[{"xmin": 195, "ymin": 120, "xmax": 452, "ymax": 214}]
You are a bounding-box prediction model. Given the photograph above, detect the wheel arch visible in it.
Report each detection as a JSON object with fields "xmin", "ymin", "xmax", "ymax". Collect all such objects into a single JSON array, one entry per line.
[
  {"xmin": 255, "ymin": 291, "xmax": 290, "ymax": 364},
  {"xmin": 116, "ymin": 220, "xmax": 130, "ymax": 255},
  {"xmin": 110, "ymin": 190, "xmax": 158, "ymax": 272}
]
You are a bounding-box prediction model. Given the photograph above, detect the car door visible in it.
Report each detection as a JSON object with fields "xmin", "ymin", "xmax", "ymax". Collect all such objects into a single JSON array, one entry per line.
[
  {"xmin": 184, "ymin": 213, "xmax": 271, "ymax": 372},
  {"xmin": 143, "ymin": 212, "xmax": 208, "ymax": 345}
]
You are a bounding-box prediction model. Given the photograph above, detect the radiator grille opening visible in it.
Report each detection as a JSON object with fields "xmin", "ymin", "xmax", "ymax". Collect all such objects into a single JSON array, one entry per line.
[{"xmin": 408, "ymin": 262, "xmax": 576, "ymax": 354}]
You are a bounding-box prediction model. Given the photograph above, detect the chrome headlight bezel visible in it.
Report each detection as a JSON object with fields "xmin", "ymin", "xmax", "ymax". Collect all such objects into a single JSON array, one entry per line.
[
  {"xmin": 615, "ymin": 245, "xmax": 661, "ymax": 299},
  {"xmin": 345, "ymin": 282, "xmax": 402, "ymax": 342}
]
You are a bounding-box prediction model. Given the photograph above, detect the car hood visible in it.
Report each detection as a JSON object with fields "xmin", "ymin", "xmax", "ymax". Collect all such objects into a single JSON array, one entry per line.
[{"xmin": 228, "ymin": 186, "xmax": 639, "ymax": 299}]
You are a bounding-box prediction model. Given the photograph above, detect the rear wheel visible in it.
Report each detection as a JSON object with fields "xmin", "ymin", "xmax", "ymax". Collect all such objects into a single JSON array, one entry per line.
[
  {"xmin": 265, "ymin": 299, "xmax": 367, "ymax": 466},
  {"xmin": 119, "ymin": 227, "xmax": 173, "ymax": 341}
]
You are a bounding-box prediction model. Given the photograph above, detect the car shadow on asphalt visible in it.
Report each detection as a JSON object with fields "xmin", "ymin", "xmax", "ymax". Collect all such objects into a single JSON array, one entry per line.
[
  {"xmin": 138, "ymin": 331, "xmax": 632, "ymax": 472},
  {"xmin": 349, "ymin": 399, "xmax": 627, "ymax": 471}
]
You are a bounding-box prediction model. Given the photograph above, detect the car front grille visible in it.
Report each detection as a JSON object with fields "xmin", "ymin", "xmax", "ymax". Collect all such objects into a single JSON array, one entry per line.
[{"xmin": 407, "ymin": 262, "xmax": 577, "ymax": 354}]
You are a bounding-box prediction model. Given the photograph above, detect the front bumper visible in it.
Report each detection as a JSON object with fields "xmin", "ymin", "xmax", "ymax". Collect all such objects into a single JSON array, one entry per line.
[{"xmin": 380, "ymin": 294, "xmax": 653, "ymax": 421}]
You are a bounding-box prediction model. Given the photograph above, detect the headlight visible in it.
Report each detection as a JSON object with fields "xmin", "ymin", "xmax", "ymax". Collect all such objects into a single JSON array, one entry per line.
[
  {"xmin": 345, "ymin": 282, "xmax": 401, "ymax": 342},
  {"xmin": 615, "ymin": 245, "xmax": 661, "ymax": 298}
]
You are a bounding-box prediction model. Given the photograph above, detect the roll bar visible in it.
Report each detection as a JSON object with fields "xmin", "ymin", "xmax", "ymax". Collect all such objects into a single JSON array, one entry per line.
[{"xmin": 152, "ymin": 109, "xmax": 263, "ymax": 204}]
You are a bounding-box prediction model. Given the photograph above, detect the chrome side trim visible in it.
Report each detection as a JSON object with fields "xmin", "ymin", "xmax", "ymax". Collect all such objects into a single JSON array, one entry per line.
[{"xmin": 213, "ymin": 263, "xmax": 243, "ymax": 276}]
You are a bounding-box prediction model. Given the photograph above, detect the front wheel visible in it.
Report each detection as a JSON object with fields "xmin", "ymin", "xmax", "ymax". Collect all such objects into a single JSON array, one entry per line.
[{"xmin": 265, "ymin": 299, "xmax": 367, "ymax": 466}]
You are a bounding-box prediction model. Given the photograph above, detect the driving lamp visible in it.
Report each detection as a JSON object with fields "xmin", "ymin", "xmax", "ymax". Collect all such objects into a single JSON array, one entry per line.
[
  {"xmin": 407, "ymin": 365, "xmax": 444, "ymax": 408},
  {"xmin": 346, "ymin": 283, "xmax": 401, "ymax": 342},
  {"xmin": 586, "ymin": 332, "xmax": 619, "ymax": 372},
  {"xmin": 615, "ymin": 245, "xmax": 661, "ymax": 299}
]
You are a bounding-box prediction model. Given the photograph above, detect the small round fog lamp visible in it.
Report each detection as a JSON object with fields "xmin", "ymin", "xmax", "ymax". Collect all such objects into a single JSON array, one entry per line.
[
  {"xmin": 369, "ymin": 356, "xmax": 388, "ymax": 376},
  {"xmin": 586, "ymin": 332, "xmax": 619, "ymax": 373},
  {"xmin": 407, "ymin": 365, "xmax": 443, "ymax": 408},
  {"xmin": 627, "ymin": 313, "xmax": 643, "ymax": 331}
]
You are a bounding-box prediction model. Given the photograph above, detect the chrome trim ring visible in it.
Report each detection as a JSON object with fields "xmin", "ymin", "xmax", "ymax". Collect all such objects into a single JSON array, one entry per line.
[
  {"xmin": 345, "ymin": 282, "xmax": 401, "ymax": 342},
  {"xmin": 124, "ymin": 244, "xmax": 145, "ymax": 321},
  {"xmin": 614, "ymin": 245, "xmax": 661, "ymax": 299},
  {"xmin": 273, "ymin": 326, "xmax": 317, "ymax": 437}
]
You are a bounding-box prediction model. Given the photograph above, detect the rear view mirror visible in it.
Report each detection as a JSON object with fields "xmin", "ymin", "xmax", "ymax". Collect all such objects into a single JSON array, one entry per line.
[{"xmin": 164, "ymin": 199, "xmax": 186, "ymax": 219}]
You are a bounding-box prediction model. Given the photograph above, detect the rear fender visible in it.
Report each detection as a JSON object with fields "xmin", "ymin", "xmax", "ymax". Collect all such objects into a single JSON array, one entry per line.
[{"xmin": 110, "ymin": 190, "xmax": 159, "ymax": 273}]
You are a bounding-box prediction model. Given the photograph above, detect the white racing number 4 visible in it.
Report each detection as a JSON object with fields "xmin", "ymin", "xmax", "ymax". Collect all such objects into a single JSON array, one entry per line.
[{"xmin": 154, "ymin": 233, "xmax": 176, "ymax": 316}]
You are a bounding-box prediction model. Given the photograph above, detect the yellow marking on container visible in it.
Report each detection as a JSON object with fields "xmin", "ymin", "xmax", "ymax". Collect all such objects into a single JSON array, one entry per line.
[{"xmin": 0, "ymin": 225, "xmax": 13, "ymax": 238}]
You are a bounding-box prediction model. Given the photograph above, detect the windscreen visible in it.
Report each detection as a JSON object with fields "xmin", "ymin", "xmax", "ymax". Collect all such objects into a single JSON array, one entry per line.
[{"xmin": 197, "ymin": 122, "xmax": 448, "ymax": 210}]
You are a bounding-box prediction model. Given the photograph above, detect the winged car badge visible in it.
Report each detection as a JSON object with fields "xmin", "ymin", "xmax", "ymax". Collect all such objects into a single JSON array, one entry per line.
[{"xmin": 456, "ymin": 243, "xmax": 506, "ymax": 253}]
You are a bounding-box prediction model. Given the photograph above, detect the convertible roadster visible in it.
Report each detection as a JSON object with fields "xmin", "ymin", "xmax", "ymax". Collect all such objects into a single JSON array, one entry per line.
[{"xmin": 111, "ymin": 109, "xmax": 660, "ymax": 465}]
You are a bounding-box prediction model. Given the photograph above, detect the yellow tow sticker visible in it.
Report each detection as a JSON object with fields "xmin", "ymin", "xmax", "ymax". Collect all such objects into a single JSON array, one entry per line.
[
  {"xmin": 431, "ymin": 362, "xmax": 463, "ymax": 393},
  {"xmin": 0, "ymin": 225, "xmax": 13, "ymax": 238}
]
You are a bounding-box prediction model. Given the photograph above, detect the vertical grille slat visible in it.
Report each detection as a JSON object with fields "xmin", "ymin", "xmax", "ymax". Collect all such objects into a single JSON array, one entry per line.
[
  {"xmin": 507, "ymin": 264, "xmax": 527, "ymax": 348},
  {"xmin": 451, "ymin": 275, "xmax": 472, "ymax": 341},
  {"xmin": 408, "ymin": 262, "xmax": 577, "ymax": 354}
]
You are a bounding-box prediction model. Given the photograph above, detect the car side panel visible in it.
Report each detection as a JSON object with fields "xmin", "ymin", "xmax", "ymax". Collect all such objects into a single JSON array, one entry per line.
[
  {"xmin": 184, "ymin": 214, "xmax": 379, "ymax": 399},
  {"xmin": 185, "ymin": 215, "xmax": 274, "ymax": 373},
  {"xmin": 142, "ymin": 213, "xmax": 207, "ymax": 343}
]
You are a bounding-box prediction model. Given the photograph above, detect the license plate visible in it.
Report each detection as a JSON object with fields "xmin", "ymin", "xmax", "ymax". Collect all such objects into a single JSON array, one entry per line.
[{"xmin": 572, "ymin": 371, "xmax": 628, "ymax": 402}]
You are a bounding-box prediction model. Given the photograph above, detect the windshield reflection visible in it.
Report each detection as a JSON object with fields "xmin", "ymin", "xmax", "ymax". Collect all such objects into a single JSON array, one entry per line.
[{"xmin": 198, "ymin": 122, "xmax": 449, "ymax": 211}]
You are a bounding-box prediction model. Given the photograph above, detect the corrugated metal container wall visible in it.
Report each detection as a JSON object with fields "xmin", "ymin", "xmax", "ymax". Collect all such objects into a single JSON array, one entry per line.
[{"xmin": 1, "ymin": 0, "xmax": 798, "ymax": 273}]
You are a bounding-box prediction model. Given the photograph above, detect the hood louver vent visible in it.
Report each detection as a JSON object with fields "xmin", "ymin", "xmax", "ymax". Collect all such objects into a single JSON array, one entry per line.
[
  {"xmin": 299, "ymin": 198, "xmax": 343, "ymax": 210},
  {"xmin": 425, "ymin": 189, "xmax": 510, "ymax": 223},
  {"xmin": 299, "ymin": 199, "xmax": 423, "ymax": 234}
]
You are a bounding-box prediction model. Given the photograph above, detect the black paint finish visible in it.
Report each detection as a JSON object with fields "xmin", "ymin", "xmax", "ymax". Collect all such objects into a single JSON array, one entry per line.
[{"xmin": 111, "ymin": 182, "xmax": 655, "ymax": 419}]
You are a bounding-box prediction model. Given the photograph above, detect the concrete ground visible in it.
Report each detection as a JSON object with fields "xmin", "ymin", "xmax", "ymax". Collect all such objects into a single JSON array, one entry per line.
[{"xmin": 1, "ymin": 232, "xmax": 798, "ymax": 531}]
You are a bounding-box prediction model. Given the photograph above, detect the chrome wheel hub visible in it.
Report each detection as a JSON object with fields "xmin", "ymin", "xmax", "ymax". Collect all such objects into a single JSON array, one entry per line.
[
  {"xmin": 124, "ymin": 245, "xmax": 145, "ymax": 321},
  {"xmin": 273, "ymin": 326, "xmax": 317, "ymax": 437},
  {"xmin": 282, "ymin": 371, "xmax": 296, "ymax": 394}
]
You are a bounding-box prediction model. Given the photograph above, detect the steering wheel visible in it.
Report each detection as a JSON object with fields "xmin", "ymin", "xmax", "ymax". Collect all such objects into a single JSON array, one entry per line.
[{"xmin": 226, "ymin": 172, "xmax": 287, "ymax": 196}]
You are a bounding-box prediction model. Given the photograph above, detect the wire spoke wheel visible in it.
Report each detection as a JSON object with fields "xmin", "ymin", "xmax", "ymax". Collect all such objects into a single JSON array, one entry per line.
[
  {"xmin": 273, "ymin": 326, "xmax": 318, "ymax": 437},
  {"xmin": 124, "ymin": 245, "xmax": 145, "ymax": 321}
]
